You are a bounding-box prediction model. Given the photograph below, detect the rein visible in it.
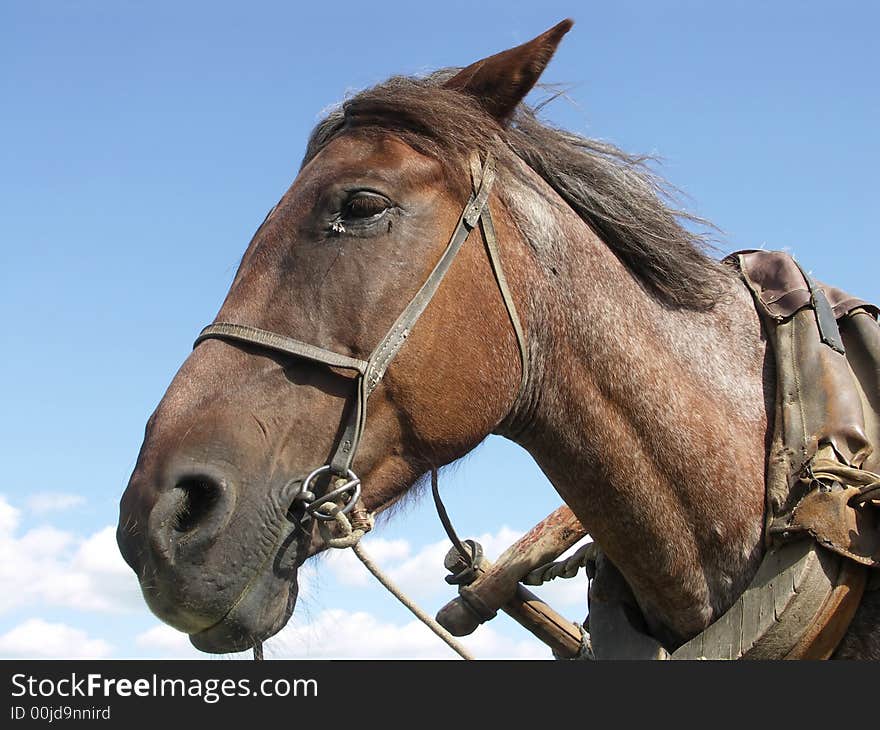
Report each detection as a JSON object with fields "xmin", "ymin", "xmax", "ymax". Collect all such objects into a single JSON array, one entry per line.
[{"xmin": 192, "ymin": 151, "xmax": 529, "ymax": 659}]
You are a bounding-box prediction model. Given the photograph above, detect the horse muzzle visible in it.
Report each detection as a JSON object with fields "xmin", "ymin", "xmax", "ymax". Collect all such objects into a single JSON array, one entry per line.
[{"xmin": 118, "ymin": 455, "xmax": 305, "ymax": 653}]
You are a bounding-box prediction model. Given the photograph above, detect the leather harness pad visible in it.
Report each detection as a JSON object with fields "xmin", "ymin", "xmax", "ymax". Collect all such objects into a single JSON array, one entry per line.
[
  {"xmin": 726, "ymin": 251, "xmax": 880, "ymax": 658},
  {"xmin": 789, "ymin": 487, "xmax": 880, "ymax": 568},
  {"xmin": 734, "ymin": 250, "xmax": 878, "ymax": 322},
  {"xmin": 730, "ymin": 251, "xmax": 880, "ymax": 578},
  {"xmin": 728, "ymin": 252, "xmax": 880, "ymax": 652}
]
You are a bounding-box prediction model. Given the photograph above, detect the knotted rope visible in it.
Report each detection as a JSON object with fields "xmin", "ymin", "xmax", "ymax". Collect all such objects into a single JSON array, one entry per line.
[
  {"xmin": 327, "ymin": 507, "xmax": 475, "ymax": 660},
  {"xmin": 521, "ymin": 541, "xmax": 598, "ymax": 586},
  {"xmin": 253, "ymin": 500, "xmax": 475, "ymax": 661}
]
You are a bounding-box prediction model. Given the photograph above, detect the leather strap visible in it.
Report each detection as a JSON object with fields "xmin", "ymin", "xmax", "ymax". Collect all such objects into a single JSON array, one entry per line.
[
  {"xmin": 783, "ymin": 559, "xmax": 867, "ymax": 659},
  {"xmin": 792, "ymin": 261, "xmax": 846, "ymax": 354},
  {"xmin": 785, "ymin": 458, "xmax": 880, "ymax": 568},
  {"xmin": 363, "ymin": 155, "xmax": 497, "ymax": 397},
  {"xmin": 195, "ymin": 322, "xmax": 369, "ymax": 373},
  {"xmin": 469, "ymin": 153, "xmax": 529, "ymax": 404},
  {"xmin": 329, "ymin": 371, "xmax": 368, "ymax": 474},
  {"xmin": 331, "ymin": 152, "xmax": 500, "ymax": 472},
  {"xmin": 192, "ymin": 152, "xmax": 523, "ymax": 484}
]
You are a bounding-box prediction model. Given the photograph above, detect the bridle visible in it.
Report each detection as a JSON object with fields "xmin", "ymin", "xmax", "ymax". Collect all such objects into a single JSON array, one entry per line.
[{"xmin": 193, "ymin": 151, "xmax": 528, "ymax": 524}]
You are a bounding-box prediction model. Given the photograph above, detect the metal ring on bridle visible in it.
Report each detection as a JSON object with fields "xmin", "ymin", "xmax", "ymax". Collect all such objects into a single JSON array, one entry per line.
[{"xmin": 299, "ymin": 465, "xmax": 361, "ymax": 522}]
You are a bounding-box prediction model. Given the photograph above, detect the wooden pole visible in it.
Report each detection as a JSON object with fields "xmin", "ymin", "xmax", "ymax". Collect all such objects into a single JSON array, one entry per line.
[{"xmin": 434, "ymin": 505, "xmax": 588, "ymax": 658}]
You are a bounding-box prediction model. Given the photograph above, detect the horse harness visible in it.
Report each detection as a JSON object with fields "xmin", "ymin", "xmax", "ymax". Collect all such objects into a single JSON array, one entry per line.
[
  {"xmin": 585, "ymin": 251, "xmax": 880, "ymax": 660},
  {"xmin": 193, "ymin": 151, "xmax": 528, "ymax": 530}
]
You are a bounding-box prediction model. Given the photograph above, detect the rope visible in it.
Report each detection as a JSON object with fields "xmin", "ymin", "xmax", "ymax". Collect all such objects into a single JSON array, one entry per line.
[
  {"xmin": 521, "ymin": 541, "xmax": 598, "ymax": 586},
  {"xmin": 811, "ymin": 457, "xmax": 880, "ymax": 504},
  {"xmin": 319, "ymin": 505, "xmax": 475, "ymax": 660},
  {"xmin": 317, "ymin": 507, "xmax": 373, "ymax": 549},
  {"xmin": 430, "ymin": 467, "xmax": 470, "ymax": 560},
  {"xmin": 351, "ymin": 540, "xmax": 475, "ymax": 660},
  {"xmin": 252, "ymin": 488, "xmax": 593, "ymax": 660},
  {"xmin": 252, "ymin": 489, "xmax": 477, "ymax": 660}
]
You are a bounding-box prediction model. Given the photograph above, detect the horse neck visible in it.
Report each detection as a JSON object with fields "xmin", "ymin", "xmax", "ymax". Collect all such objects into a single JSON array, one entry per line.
[{"xmin": 498, "ymin": 169, "xmax": 772, "ymax": 643}]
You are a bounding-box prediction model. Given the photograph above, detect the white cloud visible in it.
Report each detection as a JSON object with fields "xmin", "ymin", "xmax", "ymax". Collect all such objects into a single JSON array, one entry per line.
[
  {"xmin": 268, "ymin": 608, "xmax": 548, "ymax": 660},
  {"xmin": 381, "ymin": 538, "xmax": 452, "ymax": 598},
  {"xmin": 317, "ymin": 526, "xmax": 530, "ymax": 604},
  {"xmin": 0, "ymin": 496, "xmax": 21, "ymax": 535},
  {"xmin": 133, "ymin": 624, "xmax": 252, "ymax": 660},
  {"xmin": 135, "ymin": 624, "xmax": 193, "ymax": 654},
  {"xmin": 361, "ymin": 537, "xmax": 411, "ymax": 563},
  {"xmin": 323, "ymin": 537, "xmax": 411, "ymax": 587},
  {"xmin": 129, "ymin": 522, "xmax": 587, "ymax": 661},
  {"xmin": 385, "ymin": 526, "xmax": 530, "ymax": 599},
  {"xmin": 74, "ymin": 526, "xmax": 134, "ymax": 577},
  {"xmin": 25, "ymin": 492, "xmax": 86, "ymax": 514},
  {"xmin": 16, "ymin": 525, "xmax": 75, "ymax": 558},
  {"xmin": 134, "ymin": 625, "xmax": 202, "ymax": 659},
  {"xmin": 0, "ymin": 619, "xmax": 112, "ymax": 658},
  {"xmin": 0, "ymin": 496, "xmax": 142, "ymax": 616},
  {"xmin": 131, "ymin": 609, "xmax": 548, "ymax": 661},
  {"xmin": 0, "ymin": 491, "xmax": 589, "ymax": 661}
]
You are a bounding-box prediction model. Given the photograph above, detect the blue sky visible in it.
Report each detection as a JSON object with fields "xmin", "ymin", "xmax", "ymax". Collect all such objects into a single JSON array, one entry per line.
[{"xmin": 0, "ymin": 1, "xmax": 877, "ymax": 658}]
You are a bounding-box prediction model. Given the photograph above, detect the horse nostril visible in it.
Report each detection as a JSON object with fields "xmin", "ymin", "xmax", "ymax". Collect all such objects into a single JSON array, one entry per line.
[{"xmin": 172, "ymin": 476, "xmax": 223, "ymax": 533}]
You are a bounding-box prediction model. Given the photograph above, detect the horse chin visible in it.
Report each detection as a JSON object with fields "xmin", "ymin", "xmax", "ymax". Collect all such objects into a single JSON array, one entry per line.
[{"xmin": 188, "ymin": 576, "xmax": 298, "ymax": 654}]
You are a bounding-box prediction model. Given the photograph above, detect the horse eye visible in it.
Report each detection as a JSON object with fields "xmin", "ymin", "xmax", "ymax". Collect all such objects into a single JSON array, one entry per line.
[{"xmin": 343, "ymin": 192, "xmax": 390, "ymax": 220}]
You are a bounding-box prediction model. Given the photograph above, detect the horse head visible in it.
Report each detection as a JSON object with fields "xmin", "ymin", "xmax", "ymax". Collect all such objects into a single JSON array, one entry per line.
[{"xmin": 117, "ymin": 21, "xmax": 574, "ymax": 653}]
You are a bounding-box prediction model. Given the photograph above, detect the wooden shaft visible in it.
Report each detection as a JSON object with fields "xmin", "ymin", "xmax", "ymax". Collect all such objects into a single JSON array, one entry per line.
[
  {"xmin": 435, "ymin": 506, "xmax": 588, "ymax": 658},
  {"xmin": 503, "ymin": 585, "xmax": 585, "ymax": 658},
  {"xmin": 477, "ymin": 505, "xmax": 586, "ymax": 603},
  {"xmin": 436, "ymin": 550, "xmax": 584, "ymax": 658}
]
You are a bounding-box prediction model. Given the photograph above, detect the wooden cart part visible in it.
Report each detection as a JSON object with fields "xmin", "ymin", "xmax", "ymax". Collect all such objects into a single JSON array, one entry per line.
[{"xmin": 434, "ymin": 505, "xmax": 588, "ymax": 657}]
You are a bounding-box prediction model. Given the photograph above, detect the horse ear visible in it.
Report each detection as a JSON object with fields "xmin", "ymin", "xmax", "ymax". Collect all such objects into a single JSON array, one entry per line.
[{"xmin": 443, "ymin": 19, "xmax": 573, "ymax": 125}]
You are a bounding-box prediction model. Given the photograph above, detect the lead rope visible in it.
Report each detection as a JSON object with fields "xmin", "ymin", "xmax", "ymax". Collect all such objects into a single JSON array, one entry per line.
[
  {"xmin": 325, "ymin": 504, "xmax": 475, "ymax": 660},
  {"xmin": 253, "ymin": 488, "xmax": 475, "ymax": 661}
]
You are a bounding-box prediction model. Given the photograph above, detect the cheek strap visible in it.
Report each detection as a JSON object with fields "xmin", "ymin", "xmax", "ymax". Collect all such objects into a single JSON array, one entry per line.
[{"xmin": 194, "ymin": 150, "xmax": 527, "ymax": 491}]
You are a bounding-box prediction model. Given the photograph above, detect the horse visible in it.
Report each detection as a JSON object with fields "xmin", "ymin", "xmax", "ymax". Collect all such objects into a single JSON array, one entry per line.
[{"xmin": 116, "ymin": 19, "xmax": 879, "ymax": 659}]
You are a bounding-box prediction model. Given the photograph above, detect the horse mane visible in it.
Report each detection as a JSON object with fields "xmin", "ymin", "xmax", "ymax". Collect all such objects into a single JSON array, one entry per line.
[{"xmin": 304, "ymin": 70, "xmax": 731, "ymax": 311}]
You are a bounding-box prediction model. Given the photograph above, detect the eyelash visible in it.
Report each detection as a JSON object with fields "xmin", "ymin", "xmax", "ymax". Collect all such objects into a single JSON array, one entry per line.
[
  {"xmin": 329, "ymin": 192, "xmax": 393, "ymax": 234},
  {"xmin": 344, "ymin": 194, "xmax": 389, "ymax": 219}
]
